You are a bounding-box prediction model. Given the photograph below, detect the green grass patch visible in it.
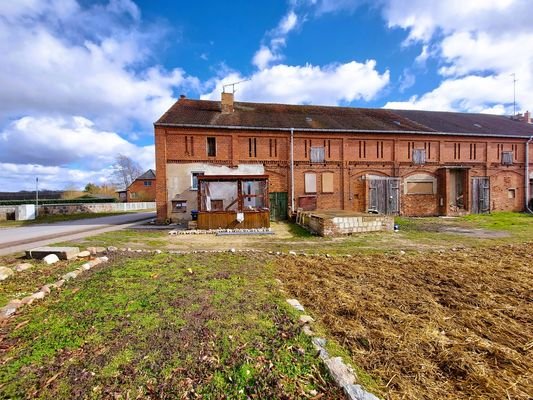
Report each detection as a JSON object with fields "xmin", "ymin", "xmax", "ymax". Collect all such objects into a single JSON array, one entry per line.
[{"xmin": 0, "ymin": 252, "xmax": 343, "ymax": 399}]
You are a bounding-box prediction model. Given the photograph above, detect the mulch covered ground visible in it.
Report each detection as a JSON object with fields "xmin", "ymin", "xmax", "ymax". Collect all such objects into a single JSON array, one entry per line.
[{"xmin": 276, "ymin": 243, "xmax": 533, "ymax": 399}]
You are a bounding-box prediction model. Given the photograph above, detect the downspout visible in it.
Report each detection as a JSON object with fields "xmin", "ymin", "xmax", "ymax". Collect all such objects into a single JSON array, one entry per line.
[
  {"xmin": 525, "ymin": 136, "xmax": 533, "ymax": 213},
  {"xmin": 290, "ymin": 127, "xmax": 295, "ymax": 216}
]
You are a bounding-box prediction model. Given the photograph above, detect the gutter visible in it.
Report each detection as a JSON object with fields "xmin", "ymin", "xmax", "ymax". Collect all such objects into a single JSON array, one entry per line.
[
  {"xmin": 526, "ymin": 136, "xmax": 533, "ymax": 213},
  {"xmin": 154, "ymin": 122, "xmax": 532, "ymax": 139},
  {"xmin": 290, "ymin": 128, "xmax": 295, "ymax": 215}
]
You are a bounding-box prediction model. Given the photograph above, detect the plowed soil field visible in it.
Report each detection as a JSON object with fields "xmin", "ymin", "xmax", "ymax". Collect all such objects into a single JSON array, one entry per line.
[{"xmin": 276, "ymin": 243, "xmax": 533, "ymax": 399}]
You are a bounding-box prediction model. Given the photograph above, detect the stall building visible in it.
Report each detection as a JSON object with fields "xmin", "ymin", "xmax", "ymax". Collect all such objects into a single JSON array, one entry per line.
[{"xmin": 154, "ymin": 93, "xmax": 533, "ymax": 226}]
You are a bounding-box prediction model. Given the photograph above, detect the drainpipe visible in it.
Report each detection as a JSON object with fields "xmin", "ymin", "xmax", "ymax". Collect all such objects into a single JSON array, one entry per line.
[
  {"xmin": 525, "ymin": 136, "xmax": 533, "ymax": 213},
  {"xmin": 290, "ymin": 127, "xmax": 295, "ymax": 215}
]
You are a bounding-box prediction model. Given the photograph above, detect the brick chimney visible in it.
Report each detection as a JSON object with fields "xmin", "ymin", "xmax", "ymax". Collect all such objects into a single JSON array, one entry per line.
[
  {"xmin": 525, "ymin": 110, "xmax": 531, "ymax": 124},
  {"xmin": 221, "ymin": 92, "xmax": 234, "ymax": 113}
]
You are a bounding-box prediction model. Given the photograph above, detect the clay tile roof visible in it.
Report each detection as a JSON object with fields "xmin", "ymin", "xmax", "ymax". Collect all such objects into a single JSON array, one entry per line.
[{"xmin": 155, "ymin": 98, "xmax": 533, "ymax": 137}]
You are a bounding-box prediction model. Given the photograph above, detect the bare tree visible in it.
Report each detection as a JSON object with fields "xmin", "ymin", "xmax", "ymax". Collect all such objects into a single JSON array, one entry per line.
[{"xmin": 112, "ymin": 154, "xmax": 142, "ymax": 189}]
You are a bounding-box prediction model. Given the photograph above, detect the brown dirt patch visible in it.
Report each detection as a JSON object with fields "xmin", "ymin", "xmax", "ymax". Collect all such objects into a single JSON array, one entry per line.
[{"xmin": 275, "ymin": 243, "xmax": 533, "ymax": 399}]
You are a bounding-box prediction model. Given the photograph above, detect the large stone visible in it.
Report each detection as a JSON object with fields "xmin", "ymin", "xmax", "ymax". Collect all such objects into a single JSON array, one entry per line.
[
  {"xmin": 87, "ymin": 247, "xmax": 106, "ymax": 255},
  {"xmin": 14, "ymin": 263, "xmax": 33, "ymax": 272},
  {"xmin": 299, "ymin": 315, "xmax": 315, "ymax": 324},
  {"xmin": 324, "ymin": 357, "xmax": 356, "ymax": 387},
  {"xmin": 343, "ymin": 384, "xmax": 381, "ymax": 400},
  {"xmin": 286, "ymin": 298, "xmax": 305, "ymax": 312},
  {"xmin": 62, "ymin": 271, "xmax": 79, "ymax": 281},
  {"xmin": 43, "ymin": 254, "xmax": 60, "ymax": 265},
  {"xmin": 26, "ymin": 246, "xmax": 79, "ymax": 260},
  {"xmin": 0, "ymin": 267, "xmax": 14, "ymax": 281},
  {"xmin": 77, "ymin": 251, "xmax": 91, "ymax": 258},
  {"xmin": 0, "ymin": 300, "xmax": 22, "ymax": 318}
]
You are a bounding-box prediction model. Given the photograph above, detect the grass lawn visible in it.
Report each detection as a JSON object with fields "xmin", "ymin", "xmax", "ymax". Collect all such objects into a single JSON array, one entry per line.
[
  {"xmin": 0, "ymin": 252, "xmax": 342, "ymax": 399},
  {"xmin": 0, "ymin": 212, "xmax": 132, "ymax": 229}
]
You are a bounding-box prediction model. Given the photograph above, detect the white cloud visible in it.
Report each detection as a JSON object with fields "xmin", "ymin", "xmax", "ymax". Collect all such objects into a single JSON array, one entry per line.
[
  {"xmin": 0, "ymin": 113, "xmax": 155, "ymax": 191},
  {"xmin": 279, "ymin": 11, "xmax": 298, "ymax": 34},
  {"xmin": 252, "ymin": 46, "xmax": 281, "ymax": 71},
  {"xmin": 384, "ymin": 74, "xmax": 517, "ymax": 113},
  {"xmin": 0, "ymin": 0, "xmax": 199, "ymax": 132},
  {"xmin": 202, "ymin": 60, "xmax": 389, "ymax": 105},
  {"xmin": 0, "ymin": 162, "xmax": 117, "ymax": 191},
  {"xmin": 380, "ymin": 0, "xmax": 533, "ymax": 114},
  {"xmin": 252, "ymin": 10, "xmax": 300, "ymax": 70},
  {"xmin": 0, "ymin": 116, "xmax": 154, "ymax": 170}
]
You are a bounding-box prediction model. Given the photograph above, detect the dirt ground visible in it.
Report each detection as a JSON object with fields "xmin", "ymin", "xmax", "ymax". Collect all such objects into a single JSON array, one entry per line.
[{"xmin": 275, "ymin": 243, "xmax": 533, "ymax": 399}]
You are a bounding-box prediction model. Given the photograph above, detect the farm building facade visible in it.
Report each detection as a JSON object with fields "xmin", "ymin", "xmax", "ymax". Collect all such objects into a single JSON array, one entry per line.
[{"xmin": 154, "ymin": 93, "xmax": 533, "ymax": 224}]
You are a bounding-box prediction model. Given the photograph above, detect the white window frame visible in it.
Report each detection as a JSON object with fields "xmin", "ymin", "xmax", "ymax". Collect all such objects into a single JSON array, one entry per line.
[{"xmin": 191, "ymin": 171, "xmax": 204, "ymax": 190}]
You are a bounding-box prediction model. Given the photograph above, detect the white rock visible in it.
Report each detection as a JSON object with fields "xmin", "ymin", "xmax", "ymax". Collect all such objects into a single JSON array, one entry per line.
[
  {"xmin": 299, "ymin": 315, "xmax": 315, "ymax": 324},
  {"xmin": 81, "ymin": 263, "xmax": 92, "ymax": 270},
  {"xmin": 302, "ymin": 325, "xmax": 314, "ymax": 336},
  {"xmin": 229, "ymin": 248, "xmax": 236, "ymax": 253},
  {"xmin": 286, "ymin": 299, "xmax": 305, "ymax": 312},
  {"xmin": 288, "ymin": 251, "xmax": 297, "ymax": 256},
  {"xmin": 99, "ymin": 256, "xmax": 109, "ymax": 262},
  {"xmin": 0, "ymin": 267, "xmax": 14, "ymax": 281},
  {"xmin": 40, "ymin": 285, "xmax": 51, "ymax": 294},
  {"xmin": 325, "ymin": 357, "xmax": 356, "ymax": 387},
  {"xmin": 399, "ymin": 250, "xmax": 406, "ymax": 256},
  {"xmin": 107, "ymin": 246, "xmax": 118, "ymax": 252},
  {"xmin": 14, "ymin": 263, "xmax": 33, "ymax": 272},
  {"xmin": 154, "ymin": 249, "xmax": 162, "ymax": 254},
  {"xmin": 77, "ymin": 251, "xmax": 91, "ymax": 258},
  {"xmin": 62, "ymin": 271, "xmax": 78, "ymax": 281},
  {"xmin": 31, "ymin": 291, "xmax": 46, "ymax": 300},
  {"xmin": 43, "ymin": 254, "xmax": 60, "ymax": 265},
  {"xmin": 344, "ymin": 384, "xmax": 381, "ymax": 400}
]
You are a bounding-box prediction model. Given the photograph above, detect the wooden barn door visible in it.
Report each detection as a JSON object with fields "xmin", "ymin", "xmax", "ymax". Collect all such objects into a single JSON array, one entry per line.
[
  {"xmin": 269, "ymin": 192, "xmax": 288, "ymax": 221},
  {"xmin": 471, "ymin": 177, "xmax": 490, "ymax": 214},
  {"xmin": 368, "ymin": 177, "xmax": 400, "ymax": 215}
]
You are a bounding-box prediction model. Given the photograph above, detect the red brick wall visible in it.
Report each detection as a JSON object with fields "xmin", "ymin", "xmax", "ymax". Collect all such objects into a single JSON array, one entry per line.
[
  {"xmin": 155, "ymin": 125, "xmax": 531, "ymax": 220},
  {"xmin": 127, "ymin": 179, "xmax": 156, "ymax": 202}
]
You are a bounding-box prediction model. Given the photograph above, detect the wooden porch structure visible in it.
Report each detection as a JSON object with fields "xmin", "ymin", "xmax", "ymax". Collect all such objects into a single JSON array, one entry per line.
[{"xmin": 197, "ymin": 175, "xmax": 270, "ymax": 229}]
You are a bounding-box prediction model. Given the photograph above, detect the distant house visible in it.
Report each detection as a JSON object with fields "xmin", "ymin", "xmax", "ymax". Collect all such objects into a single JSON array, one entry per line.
[{"xmin": 126, "ymin": 169, "xmax": 156, "ymax": 202}]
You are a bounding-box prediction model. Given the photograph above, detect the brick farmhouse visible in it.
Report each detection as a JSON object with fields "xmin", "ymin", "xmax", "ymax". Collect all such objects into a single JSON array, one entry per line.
[
  {"xmin": 123, "ymin": 169, "xmax": 156, "ymax": 202},
  {"xmin": 154, "ymin": 93, "xmax": 533, "ymax": 224}
]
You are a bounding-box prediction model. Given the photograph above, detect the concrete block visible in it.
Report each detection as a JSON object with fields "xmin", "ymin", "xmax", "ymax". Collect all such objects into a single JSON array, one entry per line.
[
  {"xmin": 15, "ymin": 204, "xmax": 35, "ymax": 221},
  {"xmin": 26, "ymin": 246, "xmax": 80, "ymax": 260}
]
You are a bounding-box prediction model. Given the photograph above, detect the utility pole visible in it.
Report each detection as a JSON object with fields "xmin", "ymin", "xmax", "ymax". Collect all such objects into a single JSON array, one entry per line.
[{"xmin": 35, "ymin": 177, "xmax": 39, "ymax": 218}]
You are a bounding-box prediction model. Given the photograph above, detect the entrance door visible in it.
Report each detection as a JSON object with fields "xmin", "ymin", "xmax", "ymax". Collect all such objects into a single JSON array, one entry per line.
[
  {"xmin": 269, "ymin": 192, "xmax": 288, "ymax": 221},
  {"xmin": 471, "ymin": 177, "xmax": 490, "ymax": 214},
  {"xmin": 368, "ymin": 177, "xmax": 400, "ymax": 215}
]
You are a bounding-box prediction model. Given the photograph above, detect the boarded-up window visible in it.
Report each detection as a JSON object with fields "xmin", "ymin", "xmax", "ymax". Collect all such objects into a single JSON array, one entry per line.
[
  {"xmin": 404, "ymin": 173, "xmax": 436, "ymax": 195},
  {"xmin": 406, "ymin": 181, "xmax": 434, "ymax": 194},
  {"xmin": 304, "ymin": 173, "xmax": 317, "ymax": 193},
  {"xmin": 322, "ymin": 172, "xmax": 334, "ymax": 193},
  {"xmin": 412, "ymin": 149, "xmax": 426, "ymax": 165},
  {"xmin": 310, "ymin": 147, "xmax": 325, "ymax": 163},
  {"xmin": 502, "ymin": 151, "xmax": 513, "ymax": 165}
]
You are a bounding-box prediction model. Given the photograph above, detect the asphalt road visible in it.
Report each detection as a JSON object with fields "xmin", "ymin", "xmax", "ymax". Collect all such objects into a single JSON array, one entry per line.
[{"xmin": 0, "ymin": 211, "xmax": 156, "ymax": 256}]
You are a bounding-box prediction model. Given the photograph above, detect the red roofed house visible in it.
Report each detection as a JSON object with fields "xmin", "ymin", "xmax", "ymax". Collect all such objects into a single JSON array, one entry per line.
[
  {"xmin": 154, "ymin": 93, "xmax": 533, "ymax": 226},
  {"xmin": 126, "ymin": 169, "xmax": 156, "ymax": 202}
]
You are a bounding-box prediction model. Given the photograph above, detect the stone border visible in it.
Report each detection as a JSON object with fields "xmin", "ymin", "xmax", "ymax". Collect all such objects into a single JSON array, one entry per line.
[
  {"xmin": 0, "ymin": 256, "xmax": 108, "ymax": 320},
  {"xmin": 285, "ymin": 298, "xmax": 381, "ymax": 400},
  {"xmin": 168, "ymin": 228, "xmax": 272, "ymax": 236}
]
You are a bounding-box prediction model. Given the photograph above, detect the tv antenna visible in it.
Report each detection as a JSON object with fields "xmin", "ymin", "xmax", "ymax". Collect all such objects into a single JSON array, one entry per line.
[
  {"xmin": 223, "ymin": 79, "xmax": 250, "ymax": 94},
  {"xmin": 511, "ymin": 73, "xmax": 518, "ymax": 117}
]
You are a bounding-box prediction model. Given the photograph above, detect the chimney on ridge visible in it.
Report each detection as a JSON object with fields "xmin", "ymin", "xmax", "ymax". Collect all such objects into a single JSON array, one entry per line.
[
  {"xmin": 221, "ymin": 91, "xmax": 234, "ymax": 113},
  {"xmin": 524, "ymin": 110, "xmax": 531, "ymax": 124}
]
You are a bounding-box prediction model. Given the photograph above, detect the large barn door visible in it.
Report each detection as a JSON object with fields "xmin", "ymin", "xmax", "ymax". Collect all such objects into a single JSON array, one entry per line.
[
  {"xmin": 368, "ymin": 177, "xmax": 400, "ymax": 215},
  {"xmin": 471, "ymin": 177, "xmax": 490, "ymax": 214}
]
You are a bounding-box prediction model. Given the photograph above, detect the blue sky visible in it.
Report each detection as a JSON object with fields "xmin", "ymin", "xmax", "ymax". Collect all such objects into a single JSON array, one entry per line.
[{"xmin": 1, "ymin": 0, "xmax": 532, "ymax": 190}]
